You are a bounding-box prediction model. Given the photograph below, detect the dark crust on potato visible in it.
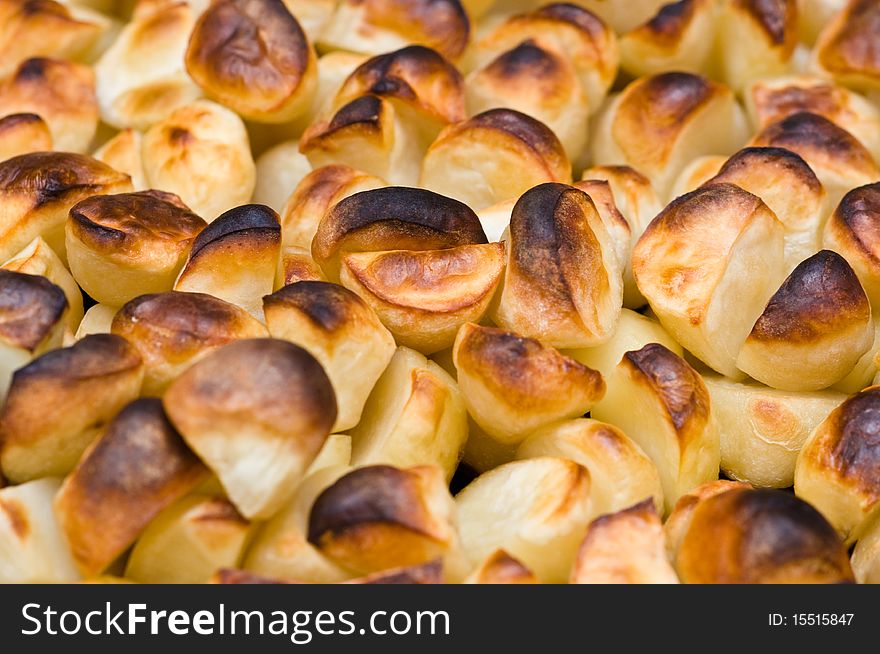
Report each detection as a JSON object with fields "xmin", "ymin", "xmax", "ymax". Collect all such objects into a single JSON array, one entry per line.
[
  {"xmin": 752, "ymin": 111, "xmax": 877, "ymax": 173},
  {"xmin": 340, "ymin": 45, "xmax": 465, "ymax": 123},
  {"xmin": 711, "ymin": 146, "xmax": 823, "ymax": 194},
  {"xmin": 818, "ymin": 0, "xmax": 880, "ymax": 80},
  {"xmin": 307, "ymin": 465, "xmax": 432, "ymax": 543},
  {"xmin": 185, "ymin": 0, "xmax": 312, "ymax": 111},
  {"xmin": 455, "ymin": 322, "xmax": 605, "ymax": 407},
  {"xmin": 188, "ymin": 203, "xmax": 280, "ymax": 260},
  {"xmin": 623, "ymin": 343, "xmax": 710, "ymax": 433},
  {"xmin": 0, "ymin": 269, "xmax": 67, "ymax": 350},
  {"xmin": 263, "ymin": 280, "xmax": 370, "ymax": 333},
  {"xmin": 679, "ymin": 488, "xmax": 854, "ymax": 583},
  {"xmin": 829, "ymin": 183, "xmax": 880, "ymax": 264},
  {"xmin": 163, "ymin": 338, "xmax": 338, "ymax": 438},
  {"xmin": 464, "ymin": 108, "xmax": 567, "ymax": 164},
  {"xmin": 633, "ymin": 0, "xmax": 699, "ymax": 46},
  {"xmin": 55, "ymin": 398, "xmax": 207, "ymax": 574},
  {"xmin": 812, "ymin": 387, "xmax": 880, "ymax": 500},
  {"xmin": 748, "ymin": 250, "xmax": 870, "ymax": 342},
  {"xmin": 733, "ymin": 0, "xmax": 796, "ymax": 46},
  {"xmin": 10, "ymin": 332, "xmax": 141, "ymax": 381},
  {"xmin": 112, "ymin": 291, "xmax": 263, "ymax": 358},
  {"xmin": 313, "ymin": 186, "xmax": 486, "ymax": 265},
  {"xmin": 0, "ymin": 151, "xmax": 129, "ymax": 208},
  {"xmin": 68, "ymin": 190, "xmax": 205, "ymax": 253}
]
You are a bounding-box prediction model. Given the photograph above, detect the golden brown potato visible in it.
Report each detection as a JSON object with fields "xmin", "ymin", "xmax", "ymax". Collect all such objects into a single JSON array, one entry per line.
[
  {"xmin": 66, "ymin": 190, "xmax": 206, "ymax": 307},
  {"xmin": 619, "ymin": 0, "xmax": 718, "ymax": 78},
  {"xmin": 703, "ymin": 146, "xmax": 828, "ymax": 272},
  {"xmin": 280, "ymin": 165, "xmax": 385, "ymax": 250},
  {"xmin": 592, "ymin": 343, "xmax": 720, "ymax": 513},
  {"xmin": 703, "ymin": 374, "xmax": 846, "ymax": 488},
  {"xmin": 301, "ymin": 46, "xmax": 464, "ymax": 186},
  {"xmin": 263, "ymin": 281, "xmax": 396, "ymax": 432},
  {"xmin": 0, "ymin": 270, "xmax": 67, "ymax": 397},
  {"xmin": 2, "ymin": 236, "xmax": 84, "ymax": 336},
  {"xmin": 750, "ymin": 111, "xmax": 880, "ymax": 208},
  {"xmin": 745, "ymin": 75, "xmax": 880, "ymax": 162},
  {"xmin": 851, "ymin": 513, "xmax": 880, "ymax": 583},
  {"xmin": 591, "ymin": 72, "xmax": 748, "ymax": 199},
  {"xmin": 350, "ymin": 346, "xmax": 467, "ymax": 482},
  {"xmin": 571, "ymin": 500, "xmax": 678, "ymax": 584},
  {"xmin": 421, "ymin": 109, "xmax": 572, "ymax": 210},
  {"xmin": 563, "ymin": 307, "xmax": 682, "ymax": 383},
  {"xmin": 0, "ymin": 57, "xmax": 97, "ymax": 152},
  {"xmin": 0, "ymin": 333, "xmax": 144, "ymax": 482},
  {"xmin": 341, "ymin": 243, "xmax": 505, "ymax": 354},
  {"xmin": 633, "ymin": 184, "xmax": 785, "ymax": 377},
  {"xmin": 715, "ymin": 0, "xmax": 799, "ymax": 92},
  {"xmin": 163, "ymin": 338, "xmax": 337, "ymax": 520},
  {"xmin": 299, "ymin": 95, "xmax": 419, "ymax": 186},
  {"xmin": 318, "ymin": 0, "xmax": 470, "ymax": 60},
  {"xmin": 186, "ymin": 0, "xmax": 317, "ymax": 124},
  {"xmin": 0, "ymin": 0, "xmax": 110, "ymax": 77},
  {"xmin": 471, "ymin": 4, "xmax": 617, "ymax": 111},
  {"xmin": 0, "ymin": 478, "xmax": 80, "ymax": 583},
  {"xmin": 94, "ymin": 1, "xmax": 200, "ymax": 129},
  {"xmin": 663, "ymin": 479, "xmax": 749, "ymax": 561},
  {"xmin": 517, "ymin": 419, "xmax": 663, "ymax": 516},
  {"xmin": 676, "ymin": 487, "xmax": 854, "ymax": 583},
  {"xmin": 466, "ymin": 32, "xmax": 592, "ymax": 163},
  {"xmin": 112, "ymin": 291, "xmax": 268, "ymax": 395},
  {"xmin": 54, "ymin": 398, "xmax": 207, "ymax": 577},
  {"xmin": 92, "ymin": 128, "xmax": 146, "ymax": 190},
  {"xmin": 463, "ymin": 549, "xmax": 538, "ymax": 584},
  {"xmin": 332, "ymin": 45, "xmax": 465, "ymax": 138},
  {"xmin": 275, "ymin": 246, "xmax": 326, "ymax": 288},
  {"xmin": 0, "ymin": 113, "xmax": 51, "ymax": 161},
  {"xmin": 813, "ymin": 0, "xmax": 880, "ymax": 93},
  {"xmin": 454, "ymin": 322, "xmax": 604, "ymax": 446},
  {"xmin": 308, "ymin": 464, "xmax": 466, "ymax": 579},
  {"xmin": 125, "ymin": 494, "xmax": 253, "ymax": 583},
  {"xmin": 456, "ymin": 457, "xmax": 592, "ymax": 583},
  {"xmin": 795, "ymin": 386, "xmax": 880, "ymax": 542},
  {"xmin": 492, "ymin": 183, "xmax": 622, "ymax": 348},
  {"xmin": 174, "ymin": 204, "xmax": 281, "ymax": 319},
  {"xmin": 737, "ymin": 250, "xmax": 873, "ymax": 390},
  {"xmin": 141, "ymin": 100, "xmax": 256, "ymax": 221},
  {"xmin": 823, "ymin": 182, "xmax": 880, "ymax": 309},
  {"xmin": 311, "ymin": 185, "xmax": 487, "ymax": 283},
  {"xmin": 466, "ymin": 3, "xmax": 618, "ymax": 161},
  {"xmin": 0, "ymin": 151, "xmax": 132, "ymax": 265},
  {"xmin": 243, "ymin": 465, "xmax": 352, "ymax": 583}
]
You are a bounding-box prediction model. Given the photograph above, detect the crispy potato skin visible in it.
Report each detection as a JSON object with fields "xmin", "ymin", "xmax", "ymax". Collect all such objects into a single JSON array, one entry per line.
[
  {"xmin": 677, "ymin": 488, "xmax": 854, "ymax": 584},
  {"xmin": 0, "ymin": 269, "xmax": 67, "ymax": 350},
  {"xmin": 54, "ymin": 398, "xmax": 207, "ymax": 576}
]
